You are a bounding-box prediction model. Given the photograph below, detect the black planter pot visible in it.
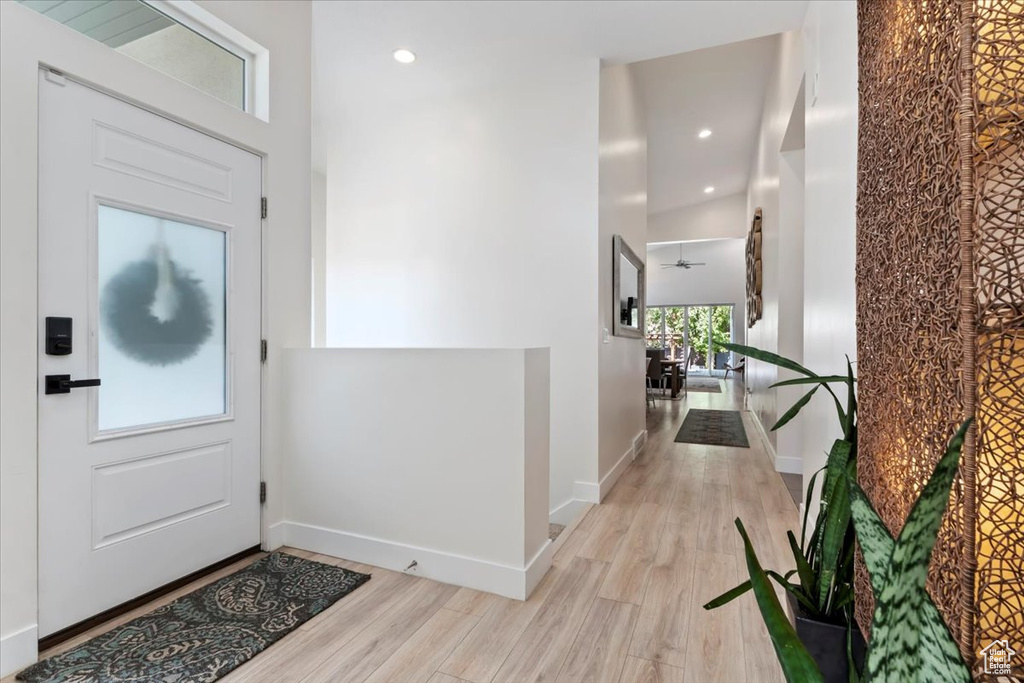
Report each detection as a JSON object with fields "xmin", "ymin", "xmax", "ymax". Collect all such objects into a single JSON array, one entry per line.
[{"xmin": 787, "ymin": 593, "xmax": 866, "ymax": 683}]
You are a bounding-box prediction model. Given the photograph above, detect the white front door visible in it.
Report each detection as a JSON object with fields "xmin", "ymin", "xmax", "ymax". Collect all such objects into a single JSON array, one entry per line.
[{"xmin": 37, "ymin": 72, "xmax": 262, "ymax": 637}]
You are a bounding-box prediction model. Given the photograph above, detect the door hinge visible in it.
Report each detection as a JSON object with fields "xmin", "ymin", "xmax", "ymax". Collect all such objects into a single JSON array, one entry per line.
[
  {"xmin": 260, "ymin": 339, "xmax": 268, "ymax": 364},
  {"xmin": 261, "ymin": 197, "xmax": 267, "ymax": 219},
  {"xmin": 259, "ymin": 481, "xmax": 267, "ymax": 505}
]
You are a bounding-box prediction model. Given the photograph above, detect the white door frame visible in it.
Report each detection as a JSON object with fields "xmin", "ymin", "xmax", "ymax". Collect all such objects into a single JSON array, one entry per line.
[{"xmin": 1, "ymin": 3, "xmax": 311, "ymax": 674}]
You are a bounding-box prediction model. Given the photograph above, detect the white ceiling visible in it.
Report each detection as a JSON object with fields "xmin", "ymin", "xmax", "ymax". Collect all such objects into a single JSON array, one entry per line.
[
  {"xmin": 311, "ymin": 1, "xmax": 807, "ymax": 169},
  {"xmin": 633, "ymin": 35, "xmax": 780, "ymax": 214}
]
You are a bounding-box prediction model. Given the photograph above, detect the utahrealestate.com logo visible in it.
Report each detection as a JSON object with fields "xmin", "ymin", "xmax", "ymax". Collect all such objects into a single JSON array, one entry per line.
[{"xmin": 980, "ymin": 639, "xmax": 1017, "ymax": 676}]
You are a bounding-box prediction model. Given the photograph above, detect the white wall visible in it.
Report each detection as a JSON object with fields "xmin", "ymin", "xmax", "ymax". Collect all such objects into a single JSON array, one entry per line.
[
  {"xmin": 311, "ymin": 170, "xmax": 327, "ymax": 347},
  {"xmin": 0, "ymin": 2, "xmax": 311, "ymax": 675},
  {"xmin": 648, "ymin": 192, "xmax": 747, "ymax": 244},
  {"xmin": 800, "ymin": 1, "xmax": 858, "ymax": 506},
  {"xmin": 597, "ymin": 63, "xmax": 648, "ymax": 491},
  {"xmin": 280, "ymin": 348, "xmax": 550, "ymax": 599},
  {"xmin": 646, "ymin": 239, "xmax": 747, "ymax": 348},
  {"xmin": 776, "ymin": 146, "xmax": 806, "ymax": 474},
  {"xmin": 322, "ymin": 61, "xmax": 601, "ymax": 515},
  {"xmin": 744, "ymin": 28, "xmax": 804, "ymax": 457}
]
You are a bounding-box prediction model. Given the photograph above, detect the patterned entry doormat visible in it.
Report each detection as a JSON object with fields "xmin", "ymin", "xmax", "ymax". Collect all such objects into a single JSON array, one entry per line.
[
  {"xmin": 18, "ymin": 552, "xmax": 370, "ymax": 683},
  {"xmin": 674, "ymin": 409, "xmax": 750, "ymax": 448}
]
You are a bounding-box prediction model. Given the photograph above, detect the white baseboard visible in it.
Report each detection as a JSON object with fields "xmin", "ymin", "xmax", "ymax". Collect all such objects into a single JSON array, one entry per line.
[
  {"xmin": 549, "ymin": 497, "xmax": 590, "ymax": 526},
  {"xmin": 523, "ymin": 540, "xmax": 554, "ymax": 598},
  {"xmin": 598, "ymin": 439, "xmax": 637, "ymax": 501},
  {"xmin": 0, "ymin": 624, "xmax": 37, "ymax": 678},
  {"xmin": 571, "ymin": 429, "xmax": 645, "ymax": 507},
  {"xmin": 748, "ymin": 410, "xmax": 781, "ymax": 464},
  {"xmin": 263, "ymin": 521, "xmax": 286, "ymax": 551},
  {"xmin": 774, "ymin": 455, "xmax": 802, "ymax": 475},
  {"xmin": 282, "ymin": 521, "xmax": 547, "ymax": 601},
  {"xmin": 633, "ymin": 429, "xmax": 648, "ymax": 456},
  {"xmin": 572, "ymin": 480, "xmax": 600, "ymax": 504}
]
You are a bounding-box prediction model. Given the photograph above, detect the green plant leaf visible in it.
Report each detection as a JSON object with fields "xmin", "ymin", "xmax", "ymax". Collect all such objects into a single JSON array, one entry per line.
[
  {"xmin": 800, "ymin": 467, "xmax": 825, "ymax": 549},
  {"xmin": 844, "ymin": 356, "xmax": 857, "ymax": 440},
  {"xmin": 857, "ymin": 420, "xmax": 973, "ymax": 683},
  {"xmin": 767, "ymin": 571, "xmax": 820, "ymax": 615},
  {"xmin": 721, "ymin": 342, "xmax": 818, "ymax": 377},
  {"xmin": 891, "ymin": 420, "xmax": 970, "ymax": 585},
  {"xmin": 788, "ymin": 530, "xmax": 815, "ymax": 595},
  {"xmin": 847, "ymin": 476, "xmax": 894, "ymax": 596},
  {"xmin": 734, "ymin": 519, "xmax": 824, "ymax": 683},
  {"xmin": 771, "ymin": 375, "xmax": 852, "ymax": 388},
  {"xmin": 817, "ymin": 461, "xmax": 852, "ymax": 611},
  {"xmin": 702, "ymin": 580, "xmax": 753, "ymax": 610},
  {"xmin": 815, "ymin": 439, "xmax": 854, "ymax": 610},
  {"xmin": 829, "ymin": 389, "xmax": 849, "ymax": 433},
  {"xmin": 771, "ymin": 385, "xmax": 819, "ymax": 431}
]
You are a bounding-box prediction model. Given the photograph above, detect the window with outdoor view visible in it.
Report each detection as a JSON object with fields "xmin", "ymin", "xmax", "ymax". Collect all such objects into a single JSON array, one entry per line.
[{"xmin": 644, "ymin": 304, "xmax": 734, "ymax": 376}]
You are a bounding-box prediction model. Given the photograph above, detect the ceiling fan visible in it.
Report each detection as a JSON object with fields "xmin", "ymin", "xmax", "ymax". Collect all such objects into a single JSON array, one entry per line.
[{"xmin": 660, "ymin": 244, "xmax": 706, "ymax": 269}]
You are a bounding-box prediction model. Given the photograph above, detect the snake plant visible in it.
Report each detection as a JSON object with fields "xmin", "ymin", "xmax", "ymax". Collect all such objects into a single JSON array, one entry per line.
[
  {"xmin": 846, "ymin": 420, "xmax": 973, "ymax": 683},
  {"xmin": 731, "ymin": 420, "xmax": 972, "ymax": 682},
  {"xmin": 704, "ymin": 344, "xmax": 859, "ymax": 637}
]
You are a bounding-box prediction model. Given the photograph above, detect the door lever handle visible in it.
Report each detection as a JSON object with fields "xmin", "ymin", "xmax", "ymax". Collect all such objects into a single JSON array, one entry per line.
[{"xmin": 45, "ymin": 374, "xmax": 101, "ymax": 395}]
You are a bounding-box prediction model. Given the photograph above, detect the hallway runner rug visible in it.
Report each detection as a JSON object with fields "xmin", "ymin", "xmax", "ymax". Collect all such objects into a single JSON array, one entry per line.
[
  {"xmin": 674, "ymin": 409, "xmax": 749, "ymax": 448},
  {"xmin": 17, "ymin": 552, "xmax": 371, "ymax": 683}
]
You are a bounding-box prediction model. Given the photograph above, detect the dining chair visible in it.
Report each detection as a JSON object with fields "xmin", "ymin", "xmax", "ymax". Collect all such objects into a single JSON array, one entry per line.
[
  {"xmin": 645, "ymin": 357, "xmax": 656, "ymax": 410},
  {"xmin": 724, "ymin": 358, "xmax": 746, "ymax": 380},
  {"xmin": 646, "ymin": 353, "xmax": 667, "ymax": 400}
]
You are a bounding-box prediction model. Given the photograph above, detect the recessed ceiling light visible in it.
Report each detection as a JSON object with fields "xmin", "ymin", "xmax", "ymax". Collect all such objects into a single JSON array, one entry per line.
[
  {"xmin": 698, "ymin": 129, "xmax": 713, "ymax": 139},
  {"xmin": 393, "ymin": 48, "xmax": 416, "ymax": 64},
  {"xmin": 704, "ymin": 186, "xmax": 715, "ymax": 194}
]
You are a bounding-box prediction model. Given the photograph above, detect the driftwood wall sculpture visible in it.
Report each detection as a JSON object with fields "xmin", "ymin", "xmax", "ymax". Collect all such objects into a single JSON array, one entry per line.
[
  {"xmin": 746, "ymin": 208, "xmax": 763, "ymax": 328},
  {"xmin": 856, "ymin": 0, "xmax": 1023, "ymax": 673}
]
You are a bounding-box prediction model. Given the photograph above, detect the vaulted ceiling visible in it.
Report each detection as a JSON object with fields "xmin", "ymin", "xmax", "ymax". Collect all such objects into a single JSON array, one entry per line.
[
  {"xmin": 632, "ymin": 35, "xmax": 779, "ymax": 214},
  {"xmin": 311, "ymin": 1, "xmax": 807, "ymax": 171}
]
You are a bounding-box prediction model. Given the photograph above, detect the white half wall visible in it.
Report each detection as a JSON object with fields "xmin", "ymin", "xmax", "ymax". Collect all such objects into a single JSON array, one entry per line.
[
  {"xmin": 322, "ymin": 61, "xmax": 601, "ymax": 515},
  {"xmin": 280, "ymin": 348, "xmax": 551, "ymax": 600},
  {"xmin": 598, "ymin": 63, "xmax": 647, "ymax": 486},
  {"xmin": 0, "ymin": 2, "xmax": 311, "ymax": 675},
  {"xmin": 647, "ymin": 192, "xmax": 747, "ymax": 244}
]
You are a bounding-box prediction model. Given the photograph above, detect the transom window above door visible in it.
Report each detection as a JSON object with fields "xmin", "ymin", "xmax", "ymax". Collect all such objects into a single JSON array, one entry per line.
[{"xmin": 17, "ymin": 0, "xmax": 267, "ymax": 115}]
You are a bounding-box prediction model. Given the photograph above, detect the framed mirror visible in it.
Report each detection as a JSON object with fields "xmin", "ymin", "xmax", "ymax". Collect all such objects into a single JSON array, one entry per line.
[{"xmin": 612, "ymin": 234, "xmax": 645, "ymax": 338}]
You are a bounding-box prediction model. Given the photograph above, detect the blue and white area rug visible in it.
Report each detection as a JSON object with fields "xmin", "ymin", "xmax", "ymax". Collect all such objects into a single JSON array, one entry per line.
[{"xmin": 18, "ymin": 552, "xmax": 370, "ymax": 683}]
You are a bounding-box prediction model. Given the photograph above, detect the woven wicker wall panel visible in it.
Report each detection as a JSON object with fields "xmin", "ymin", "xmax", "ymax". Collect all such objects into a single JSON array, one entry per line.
[
  {"xmin": 856, "ymin": 0, "xmax": 967, "ymax": 648},
  {"xmin": 746, "ymin": 208, "xmax": 763, "ymax": 327},
  {"xmin": 973, "ymin": 0, "xmax": 1023, "ymax": 662},
  {"xmin": 858, "ymin": 0, "xmax": 1024, "ymax": 671}
]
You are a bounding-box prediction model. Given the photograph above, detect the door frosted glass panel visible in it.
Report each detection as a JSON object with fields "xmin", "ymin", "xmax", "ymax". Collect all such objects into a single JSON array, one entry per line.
[{"xmin": 97, "ymin": 205, "xmax": 226, "ymax": 432}]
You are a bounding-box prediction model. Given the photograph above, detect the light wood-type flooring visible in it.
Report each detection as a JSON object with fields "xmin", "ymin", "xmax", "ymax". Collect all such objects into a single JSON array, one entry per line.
[{"xmin": 14, "ymin": 379, "xmax": 800, "ymax": 683}]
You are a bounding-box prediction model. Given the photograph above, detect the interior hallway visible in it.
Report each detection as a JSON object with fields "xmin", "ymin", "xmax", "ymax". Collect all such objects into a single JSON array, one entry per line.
[{"xmin": 11, "ymin": 381, "xmax": 800, "ymax": 683}]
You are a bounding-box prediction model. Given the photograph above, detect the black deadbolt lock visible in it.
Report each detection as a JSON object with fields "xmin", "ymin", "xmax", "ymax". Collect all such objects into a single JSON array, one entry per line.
[{"xmin": 46, "ymin": 317, "xmax": 73, "ymax": 355}]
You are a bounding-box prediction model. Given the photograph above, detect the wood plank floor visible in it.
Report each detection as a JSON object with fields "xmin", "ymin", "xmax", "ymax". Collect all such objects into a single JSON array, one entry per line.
[{"xmin": 12, "ymin": 379, "xmax": 800, "ymax": 683}]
